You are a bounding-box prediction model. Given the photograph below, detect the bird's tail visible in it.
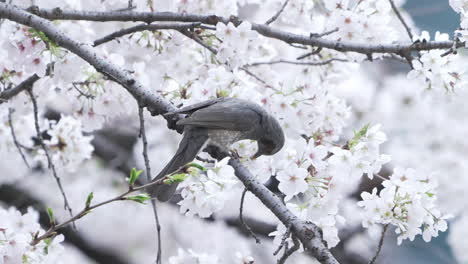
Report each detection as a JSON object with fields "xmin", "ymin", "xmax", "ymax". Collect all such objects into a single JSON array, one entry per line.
[{"xmin": 148, "ymin": 128, "xmax": 208, "ymax": 202}]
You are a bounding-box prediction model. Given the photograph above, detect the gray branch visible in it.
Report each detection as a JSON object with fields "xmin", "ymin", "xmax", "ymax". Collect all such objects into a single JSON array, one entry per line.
[
  {"xmin": 138, "ymin": 105, "xmax": 162, "ymax": 264},
  {"xmin": 246, "ymin": 58, "xmax": 348, "ymax": 67},
  {"xmin": 93, "ymin": 22, "xmax": 203, "ymax": 46},
  {"xmin": 0, "ymin": 3, "xmax": 338, "ymax": 263},
  {"xmin": 0, "ymin": 74, "xmax": 40, "ymax": 103},
  {"xmin": 265, "ymin": 0, "xmax": 289, "ymax": 25},
  {"xmin": 388, "ymin": 0, "xmax": 413, "ymax": 41},
  {"xmin": 24, "ymin": 6, "xmax": 465, "ymax": 56}
]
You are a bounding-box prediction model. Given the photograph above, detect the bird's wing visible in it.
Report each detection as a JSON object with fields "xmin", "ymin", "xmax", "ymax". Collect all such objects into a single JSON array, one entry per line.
[
  {"xmin": 148, "ymin": 127, "xmax": 209, "ymax": 201},
  {"xmin": 177, "ymin": 102, "xmax": 261, "ymax": 131},
  {"xmin": 170, "ymin": 98, "xmax": 229, "ymax": 115}
]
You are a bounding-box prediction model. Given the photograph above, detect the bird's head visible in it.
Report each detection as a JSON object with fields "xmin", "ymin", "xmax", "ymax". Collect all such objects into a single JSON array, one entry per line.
[{"xmin": 252, "ymin": 114, "xmax": 285, "ymax": 159}]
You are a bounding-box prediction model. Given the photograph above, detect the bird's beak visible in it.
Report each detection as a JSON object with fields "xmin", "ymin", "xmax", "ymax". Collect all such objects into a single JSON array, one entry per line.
[{"xmin": 251, "ymin": 152, "xmax": 261, "ymax": 160}]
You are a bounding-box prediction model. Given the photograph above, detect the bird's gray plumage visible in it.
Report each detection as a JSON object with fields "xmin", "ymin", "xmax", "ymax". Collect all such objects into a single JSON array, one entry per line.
[{"xmin": 149, "ymin": 97, "xmax": 285, "ymax": 201}]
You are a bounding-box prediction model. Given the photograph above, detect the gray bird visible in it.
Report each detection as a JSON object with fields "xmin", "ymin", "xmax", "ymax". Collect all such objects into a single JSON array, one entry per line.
[{"xmin": 149, "ymin": 97, "xmax": 285, "ymax": 201}]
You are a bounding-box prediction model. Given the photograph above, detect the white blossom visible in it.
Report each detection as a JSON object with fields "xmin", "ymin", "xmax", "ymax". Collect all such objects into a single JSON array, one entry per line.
[
  {"xmin": 358, "ymin": 167, "xmax": 449, "ymax": 245},
  {"xmin": 34, "ymin": 115, "xmax": 94, "ymax": 172}
]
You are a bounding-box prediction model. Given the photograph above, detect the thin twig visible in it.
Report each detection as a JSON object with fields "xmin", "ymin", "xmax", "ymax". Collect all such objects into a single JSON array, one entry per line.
[
  {"xmin": 27, "ymin": 88, "xmax": 75, "ymax": 226},
  {"xmin": 72, "ymin": 81, "xmax": 96, "ymax": 99},
  {"xmin": 273, "ymin": 223, "xmax": 292, "ymax": 256},
  {"xmin": 310, "ymin": 28, "xmax": 339, "ymax": 38},
  {"xmin": 246, "ymin": 58, "xmax": 348, "ymax": 67},
  {"xmin": 178, "ymin": 29, "xmax": 218, "ymax": 55},
  {"xmin": 93, "ymin": 22, "xmax": 203, "ymax": 46},
  {"xmin": 8, "ymin": 108, "xmax": 30, "ymax": 168},
  {"xmin": 265, "ymin": 0, "xmax": 289, "ymax": 25},
  {"xmin": 441, "ymin": 30, "xmax": 460, "ymax": 57},
  {"xmin": 296, "ymin": 47, "xmax": 323, "ymax": 60},
  {"xmin": 239, "ymin": 188, "xmax": 261, "ymax": 244},
  {"xmin": 239, "ymin": 67, "xmax": 279, "ymax": 92},
  {"xmin": 388, "ymin": 0, "xmax": 413, "ymax": 40},
  {"xmin": 278, "ymin": 235, "xmax": 300, "ymax": 264},
  {"xmin": 30, "ymin": 176, "xmax": 169, "ymax": 246},
  {"xmin": 369, "ymin": 224, "xmax": 389, "ymax": 264},
  {"xmin": 138, "ymin": 105, "xmax": 162, "ymax": 264}
]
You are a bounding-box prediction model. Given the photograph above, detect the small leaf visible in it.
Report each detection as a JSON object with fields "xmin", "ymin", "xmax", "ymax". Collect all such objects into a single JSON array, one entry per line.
[
  {"xmin": 85, "ymin": 192, "xmax": 94, "ymax": 209},
  {"xmin": 164, "ymin": 173, "xmax": 188, "ymax": 185},
  {"xmin": 46, "ymin": 207, "xmax": 55, "ymax": 226},
  {"xmin": 129, "ymin": 168, "xmax": 144, "ymax": 186},
  {"xmin": 126, "ymin": 193, "xmax": 151, "ymax": 204},
  {"xmin": 426, "ymin": 192, "xmax": 434, "ymax": 198},
  {"xmin": 43, "ymin": 237, "xmax": 56, "ymax": 255},
  {"xmin": 349, "ymin": 123, "xmax": 370, "ymax": 149},
  {"xmin": 187, "ymin": 162, "xmax": 207, "ymax": 171}
]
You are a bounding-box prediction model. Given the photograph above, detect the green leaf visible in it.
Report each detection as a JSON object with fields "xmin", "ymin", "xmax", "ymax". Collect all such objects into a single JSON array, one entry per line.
[
  {"xmin": 129, "ymin": 168, "xmax": 144, "ymax": 186},
  {"xmin": 164, "ymin": 173, "xmax": 188, "ymax": 185},
  {"xmin": 43, "ymin": 238, "xmax": 52, "ymax": 255},
  {"xmin": 85, "ymin": 192, "xmax": 94, "ymax": 209},
  {"xmin": 187, "ymin": 162, "xmax": 207, "ymax": 171},
  {"xmin": 46, "ymin": 207, "xmax": 55, "ymax": 226},
  {"xmin": 126, "ymin": 193, "xmax": 151, "ymax": 204},
  {"xmin": 349, "ymin": 123, "xmax": 370, "ymax": 149},
  {"xmin": 22, "ymin": 255, "xmax": 28, "ymax": 264},
  {"xmin": 27, "ymin": 28, "xmax": 61, "ymax": 57},
  {"xmin": 426, "ymin": 192, "xmax": 434, "ymax": 198}
]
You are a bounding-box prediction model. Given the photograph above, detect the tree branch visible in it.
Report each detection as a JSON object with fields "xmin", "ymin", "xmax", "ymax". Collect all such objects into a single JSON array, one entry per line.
[
  {"xmin": 8, "ymin": 108, "xmax": 31, "ymax": 168},
  {"xmin": 246, "ymin": 58, "xmax": 348, "ymax": 67},
  {"xmin": 388, "ymin": 0, "xmax": 413, "ymax": 41},
  {"xmin": 138, "ymin": 104, "xmax": 162, "ymax": 264},
  {"xmin": 369, "ymin": 224, "xmax": 388, "ymax": 264},
  {"xmin": 177, "ymin": 28, "xmax": 218, "ymax": 55},
  {"xmin": 0, "ymin": 73, "xmax": 40, "ymax": 103},
  {"xmin": 31, "ymin": 176, "xmax": 167, "ymax": 246},
  {"xmin": 278, "ymin": 235, "xmax": 300, "ymax": 264},
  {"xmin": 239, "ymin": 188, "xmax": 261, "ymax": 244},
  {"xmin": 265, "ymin": 0, "xmax": 289, "ymax": 25},
  {"xmin": 0, "ymin": 184, "xmax": 133, "ymax": 264},
  {"xmin": 93, "ymin": 22, "xmax": 203, "ymax": 46},
  {"xmin": 0, "ymin": 4, "xmax": 338, "ymax": 263},
  {"xmin": 27, "ymin": 87, "xmax": 75, "ymax": 224},
  {"xmin": 24, "ymin": 6, "xmax": 465, "ymax": 56}
]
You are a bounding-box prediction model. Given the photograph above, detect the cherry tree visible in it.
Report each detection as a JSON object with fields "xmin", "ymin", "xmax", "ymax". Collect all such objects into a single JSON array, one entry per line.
[{"xmin": 0, "ymin": 0, "xmax": 466, "ymax": 263}]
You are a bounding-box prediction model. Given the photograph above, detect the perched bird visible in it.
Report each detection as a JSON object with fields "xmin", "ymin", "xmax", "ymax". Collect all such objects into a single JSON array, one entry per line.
[{"xmin": 149, "ymin": 97, "xmax": 285, "ymax": 201}]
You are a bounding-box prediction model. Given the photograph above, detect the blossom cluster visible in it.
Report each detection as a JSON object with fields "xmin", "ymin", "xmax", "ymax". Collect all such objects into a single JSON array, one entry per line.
[
  {"xmin": 270, "ymin": 124, "xmax": 390, "ymax": 247},
  {"xmin": 178, "ymin": 158, "xmax": 240, "ymax": 218},
  {"xmin": 358, "ymin": 167, "xmax": 449, "ymax": 245},
  {"xmin": 408, "ymin": 31, "xmax": 467, "ymax": 92},
  {"xmin": 0, "ymin": 207, "xmax": 65, "ymax": 263},
  {"xmin": 450, "ymin": 0, "xmax": 468, "ymax": 45},
  {"xmin": 215, "ymin": 22, "xmax": 259, "ymax": 68},
  {"xmin": 35, "ymin": 115, "xmax": 94, "ymax": 172}
]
